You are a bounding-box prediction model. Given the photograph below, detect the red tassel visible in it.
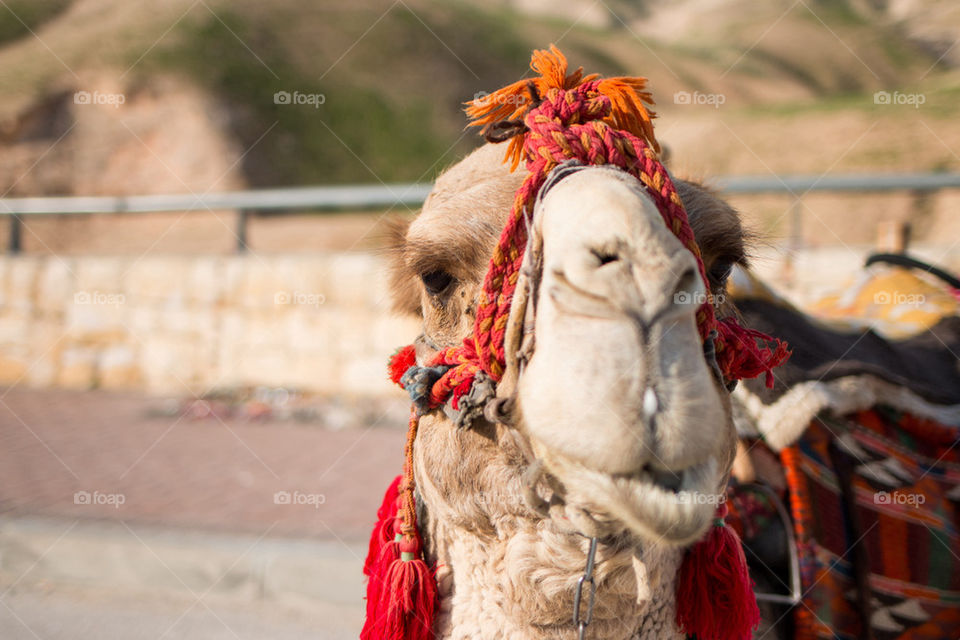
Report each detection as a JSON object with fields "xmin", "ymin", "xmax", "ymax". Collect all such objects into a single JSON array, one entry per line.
[
  {"xmin": 363, "ymin": 478, "xmax": 405, "ymax": 636},
  {"xmin": 363, "ymin": 531, "xmax": 401, "ymax": 638},
  {"xmin": 388, "ymin": 345, "xmax": 417, "ymax": 386},
  {"xmin": 716, "ymin": 318, "xmax": 790, "ymax": 388},
  {"xmin": 364, "ymin": 476, "xmax": 402, "ymax": 576},
  {"xmin": 362, "ymin": 535, "xmax": 437, "ymax": 640},
  {"xmin": 676, "ymin": 503, "xmax": 760, "ymax": 640}
]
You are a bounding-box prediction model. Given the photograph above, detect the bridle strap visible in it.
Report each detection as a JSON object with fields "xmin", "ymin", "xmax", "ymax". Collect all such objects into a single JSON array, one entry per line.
[{"xmin": 534, "ymin": 158, "xmax": 590, "ymax": 205}]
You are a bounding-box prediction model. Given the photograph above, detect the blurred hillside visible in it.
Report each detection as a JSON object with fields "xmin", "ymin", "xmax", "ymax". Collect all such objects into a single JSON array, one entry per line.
[{"xmin": 1, "ymin": 0, "xmax": 960, "ymax": 247}]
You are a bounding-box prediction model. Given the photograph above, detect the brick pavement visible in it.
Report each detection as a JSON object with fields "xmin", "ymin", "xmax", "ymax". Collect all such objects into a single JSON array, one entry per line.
[{"xmin": 0, "ymin": 386, "xmax": 407, "ymax": 540}]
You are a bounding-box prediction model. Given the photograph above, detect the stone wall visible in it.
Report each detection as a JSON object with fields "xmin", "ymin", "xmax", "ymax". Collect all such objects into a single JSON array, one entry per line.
[
  {"xmin": 0, "ymin": 254, "xmax": 420, "ymax": 396},
  {"xmin": 3, "ymin": 245, "xmax": 955, "ymax": 397}
]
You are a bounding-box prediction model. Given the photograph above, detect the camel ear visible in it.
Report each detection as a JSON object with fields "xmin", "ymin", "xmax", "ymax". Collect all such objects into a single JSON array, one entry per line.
[{"xmin": 384, "ymin": 216, "xmax": 422, "ymax": 317}]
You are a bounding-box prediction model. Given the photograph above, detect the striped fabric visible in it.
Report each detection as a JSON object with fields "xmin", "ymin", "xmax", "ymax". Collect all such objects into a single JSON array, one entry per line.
[{"xmin": 782, "ymin": 407, "xmax": 960, "ymax": 639}]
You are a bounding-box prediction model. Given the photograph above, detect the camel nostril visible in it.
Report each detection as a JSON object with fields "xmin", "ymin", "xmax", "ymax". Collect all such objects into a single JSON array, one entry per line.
[{"xmin": 591, "ymin": 247, "xmax": 620, "ymax": 266}]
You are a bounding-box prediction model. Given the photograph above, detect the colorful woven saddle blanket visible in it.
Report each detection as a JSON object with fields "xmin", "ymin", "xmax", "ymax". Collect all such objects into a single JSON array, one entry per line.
[
  {"xmin": 726, "ymin": 255, "xmax": 960, "ymax": 639},
  {"xmin": 729, "ymin": 257, "xmax": 960, "ymax": 451}
]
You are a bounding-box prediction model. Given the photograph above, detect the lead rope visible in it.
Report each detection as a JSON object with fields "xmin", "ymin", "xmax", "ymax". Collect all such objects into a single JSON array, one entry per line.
[{"xmin": 573, "ymin": 536, "xmax": 599, "ymax": 640}]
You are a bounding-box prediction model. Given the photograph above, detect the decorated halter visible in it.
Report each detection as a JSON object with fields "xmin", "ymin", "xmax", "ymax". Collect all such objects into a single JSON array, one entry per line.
[{"xmin": 362, "ymin": 46, "xmax": 789, "ymax": 640}]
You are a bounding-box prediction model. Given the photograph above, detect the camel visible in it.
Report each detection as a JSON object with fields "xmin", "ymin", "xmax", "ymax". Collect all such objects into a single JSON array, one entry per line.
[
  {"xmin": 387, "ymin": 145, "xmax": 753, "ymax": 640},
  {"xmin": 361, "ymin": 47, "xmax": 789, "ymax": 640}
]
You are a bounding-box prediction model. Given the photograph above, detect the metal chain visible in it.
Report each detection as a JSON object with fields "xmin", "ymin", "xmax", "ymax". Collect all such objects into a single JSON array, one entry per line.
[{"xmin": 572, "ymin": 536, "xmax": 599, "ymax": 640}]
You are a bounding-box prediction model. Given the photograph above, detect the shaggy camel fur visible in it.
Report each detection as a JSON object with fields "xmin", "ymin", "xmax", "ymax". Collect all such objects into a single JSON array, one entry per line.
[{"xmin": 388, "ymin": 143, "xmax": 751, "ymax": 639}]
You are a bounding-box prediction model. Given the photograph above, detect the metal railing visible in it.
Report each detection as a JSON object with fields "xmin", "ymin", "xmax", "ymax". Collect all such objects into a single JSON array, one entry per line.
[{"xmin": 1, "ymin": 173, "xmax": 957, "ymax": 253}]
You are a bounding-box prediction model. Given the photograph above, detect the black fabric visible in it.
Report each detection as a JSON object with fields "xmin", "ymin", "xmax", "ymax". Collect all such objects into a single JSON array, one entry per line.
[{"xmin": 735, "ymin": 298, "xmax": 960, "ymax": 406}]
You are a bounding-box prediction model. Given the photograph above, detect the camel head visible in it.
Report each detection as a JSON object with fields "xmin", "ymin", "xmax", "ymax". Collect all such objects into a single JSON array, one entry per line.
[{"xmin": 389, "ymin": 143, "xmax": 747, "ymax": 546}]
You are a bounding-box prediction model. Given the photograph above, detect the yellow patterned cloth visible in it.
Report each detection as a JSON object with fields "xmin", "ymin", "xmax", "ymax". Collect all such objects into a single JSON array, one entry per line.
[{"xmin": 808, "ymin": 265, "xmax": 959, "ymax": 339}]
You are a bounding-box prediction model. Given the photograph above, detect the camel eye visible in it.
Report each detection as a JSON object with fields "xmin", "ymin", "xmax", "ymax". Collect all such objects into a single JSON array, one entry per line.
[
  {"xmin": 709, "ymin": 261, "xmax": 733, "ymax": 287},
  {"xmin": 421, "ymin": 270, "xmax": 455, "ymax": 296}
]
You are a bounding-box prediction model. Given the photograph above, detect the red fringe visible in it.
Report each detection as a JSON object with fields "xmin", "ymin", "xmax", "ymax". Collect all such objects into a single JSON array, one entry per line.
[
  {"xmin": 363, "ymin": 478, "xmax": 404, "ymax": 637},
  {"xmin": 362, "ymin": 535, "xmax": 437, "ymax": 640},
  {"xmin": 716, "ymin": 318, "xmax": 791, "ymax": 388},
  {"xmin": 388, "ymin": 345, "xmax": 417, "ymax": 386},
  {"xmin": 364, "ymin": 531, "xmax": 402, "ymax": 637},
  {"xmin": 364, "ymin": 476, "xmax": 402, "ymax": 576},
  {"xmin": 676, "ymin": 504, "xmax": 761, "ymax": 640}
]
